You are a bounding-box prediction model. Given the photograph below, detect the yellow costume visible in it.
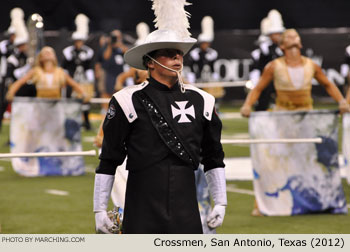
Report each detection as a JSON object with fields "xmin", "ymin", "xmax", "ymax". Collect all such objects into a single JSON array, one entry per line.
[
  {"xmin": 273, "ymin": 56, "xmax": 315, "ymax": 110},
  {"xmin": 32, "ymin": 66, "xmax": 66, "ymax": 98}
]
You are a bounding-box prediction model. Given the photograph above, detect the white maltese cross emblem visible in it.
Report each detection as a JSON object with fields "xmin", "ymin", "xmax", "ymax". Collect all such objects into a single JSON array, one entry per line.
[{"xmin": 171, "ymin": 101, "xmax": 195, "ymax": 123}]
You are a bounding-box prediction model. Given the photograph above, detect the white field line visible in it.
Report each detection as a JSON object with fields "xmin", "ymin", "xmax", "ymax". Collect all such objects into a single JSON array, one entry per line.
[
  {"xmin": 222, "ymin": 133, "xmax": 250, "ymax": 139},
  {"xmin": 220, "ymin": 112, "xmax": 243, "ymax": 120},
  {"xmin": 82, "ymin": 136, "xmax": 96, "ymax": 143},
  {"xmin": 45, "ymin": 189, "xmax": 69, "ymax": 196},
  {"xmin": 226, "ymin": 184, "xmax": 255, "ymax": 196},
  {"xmin": 0, "ymin": 166, "xmax": 4, "ymax": 172}
]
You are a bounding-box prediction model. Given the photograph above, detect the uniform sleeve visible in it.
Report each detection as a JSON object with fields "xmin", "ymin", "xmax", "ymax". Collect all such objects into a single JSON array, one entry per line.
[
  {"xmin": 5, "ymin": 61, "xmax": 15, "ymax": 81},
  {"xmin": 345, "ymin": 50, "xmax": 350, "ymax": 65},
  {"xmin": 200, "ymin": 108, "xmax": 225, "ymax": 172},
  {"xmin": 84, "ymin": 49, "xmax": 95, "ymax": 83},
  {"xmin": 96, "ymin": 96, "xmax": 130, "ymax": 175}
]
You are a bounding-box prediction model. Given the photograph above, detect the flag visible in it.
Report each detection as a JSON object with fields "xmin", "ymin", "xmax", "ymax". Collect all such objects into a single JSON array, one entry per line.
[
  {"xmin": 10, "ymin": 97, "xmax": 85, "ymax": 176},
  {"xmin": 342, "ymin": 113, "xmax": 350, "ymax": 185},
  {"xmin": 249, "ymin": 110, "xmax": 347, "ymax": 215}
]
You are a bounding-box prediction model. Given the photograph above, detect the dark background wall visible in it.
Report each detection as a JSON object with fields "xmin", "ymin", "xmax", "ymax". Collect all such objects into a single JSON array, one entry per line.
[{"xmin": 1, "ymin": 0, "xmax": 350, "ymax": 33}]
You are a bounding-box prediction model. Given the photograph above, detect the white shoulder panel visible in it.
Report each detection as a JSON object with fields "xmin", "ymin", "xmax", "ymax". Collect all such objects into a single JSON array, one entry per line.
[
  {"xmin": 113, "ymin": 81, "xmax": 149, "ymax": 123},
  {"xmin": 7, "ymin": 55, "xmax": 18, "ymax": 67},
  {"xmin": 259, "ymin": 41, "xmax": 272, "ymax": 56},
  {"xmin": 82, "ymin": 45, "xmax": 94, "ymax": 59},
  {"xmin": 251, "ymin": 48, "xmax": 261, "ymax": 61},
  {"xmin": 184, "ymin": 84, "xmax": 215, "ymax": 121},
  {"xmin": 346, "ymin": 45, "xmax": 350, "ymax": 57},
  {"xmin": 189, "ymin": 48, "xmax": 200, "ymax": 61},
  {"xmin": 62, "ymin": 46, "xmax": 74, "ymax": 61},
  {"xmin": 0, "ymin": 40, "xmax": 8, "ymax": 54}
]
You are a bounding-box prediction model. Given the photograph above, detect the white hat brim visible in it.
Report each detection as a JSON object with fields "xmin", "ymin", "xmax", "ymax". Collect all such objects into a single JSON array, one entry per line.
[
  {"xmin": 14, "ymin": 37, "xmax": 28, "ymax": 46},
  {"xmin": 124, "ymin": 40, "xmax": 196, "ymax": 70},
  {"xmin": 266, "ymin": 27, "xmax": 285, "ymax": 35}
]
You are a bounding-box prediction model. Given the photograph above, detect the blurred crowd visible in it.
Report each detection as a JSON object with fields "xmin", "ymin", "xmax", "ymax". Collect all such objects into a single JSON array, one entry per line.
[{"xmin": 2, "ymin": 7, "xmax": 350, "ymax": 134}]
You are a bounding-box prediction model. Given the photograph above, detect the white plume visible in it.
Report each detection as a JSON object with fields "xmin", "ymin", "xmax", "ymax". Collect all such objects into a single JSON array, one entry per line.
[
  {"xmin": 152, "ymin": 0, "xmax": 192, "ymax": 39},
  {"xmin": 268, "ymin": 9, "xmax": 284, "ymax": 27},
  {"xmin": 198, "ymin": 16, "xmax": 214, "ymax": 42},
  {"xmin": 260, "ymin": 17, "xmax": 271, "ymax": 35},
  {"xmin": 135, "ymin": 22, "xmax": 150, "ymax": 45},
  {"xmin": 10, "ymin": 8, "xmax": 24, "ymax": 21},
  {"xmin": 75, "ymin": 14, "xmax": 89, "ymax": 36},
  {"xmin": 10, "ymin": 8, "xmax": 29, "ymax": 45}
]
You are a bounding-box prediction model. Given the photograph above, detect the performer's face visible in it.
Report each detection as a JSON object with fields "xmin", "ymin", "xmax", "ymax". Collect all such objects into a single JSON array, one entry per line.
[
  {"xmin": 269, "ymin": 33, "xmax": 282, "ymax": 45},
  {"xmin": 74, "ymin": 40, "xmax": 84, "ymax": 50},
  {"xmin": 9, "ymin": 34, "xmax": 15, "ymax": 43},
  {"xmin": 40, "ymin": 48, "xmax": 56, "ymax": 65},
  {"xmin": 281, "ymin": 30, "xmax": 302, "ymax": 50},
  {"xmin": 149, "ymin": 48, "xmax": 184, "ymax": 77},
  {"xmin": 200, "ymin": 42, "xmax": 210, "ymax": 51}
]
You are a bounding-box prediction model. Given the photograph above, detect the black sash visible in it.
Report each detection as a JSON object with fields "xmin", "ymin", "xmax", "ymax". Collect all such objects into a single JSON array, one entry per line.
[{"xmin": 138, "ymin": 91, "xmax": 196, "ymax": 167}]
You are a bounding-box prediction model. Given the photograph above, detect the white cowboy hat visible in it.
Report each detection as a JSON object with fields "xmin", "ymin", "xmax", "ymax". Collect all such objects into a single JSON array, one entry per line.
[
  {"xmin": 266, "ymin": 9, "xmax": 285, "ymax": 35},
  {"xmin": 124, "ymin": 29, "xmax": 196, "ymax": 70},
  {"xmin": 124, "ymin": 0, "xmax": 197, "ymax": 70},
  {"xmin": 72, "ymin": 14, "xmax": 89, "ymax": 41},
  {"xmin": 134, "ymin": 22, "xmax": 150, "ymax": 46},
  {"xmin": 10, "ymin": 8, "xmax": 29, "ymax": 46},
  {"xmin": 197, "ymin": 16, "xmax": 214, "ymax": 43}
]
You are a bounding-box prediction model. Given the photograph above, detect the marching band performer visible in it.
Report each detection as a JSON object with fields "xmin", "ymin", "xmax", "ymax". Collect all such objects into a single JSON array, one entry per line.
[
  {"xmin": 6, "ymin": 46, "xmax": 87, "ymax": 101},
  {"xmin": 93, "ymin": 0, "xmax": 227, "ymax": 234},
  {"xmin": 0, "ymin": 8, "xmax": 33, "ymax": 133},
  {"xmin": 62, "ymin": 14, "xmax": 95, "ymax": 130},
  {"xmin": 248, "ymin": 10, "xmax": 284, "ymax": 111},
  {"xmin": 241, "ymin": 29, "xmax": 350, "ymax": 117},
  {"xmin": 0, "ymin": 10, "xmax": 17, "ymax": 132},
  {"xmin": 186, "ymin": 16, "xmax": 224, "ymax": 111}
]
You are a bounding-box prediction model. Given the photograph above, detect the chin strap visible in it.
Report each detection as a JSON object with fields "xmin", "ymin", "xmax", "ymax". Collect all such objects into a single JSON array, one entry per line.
[{"xmin": 146, "ymin": 54, "xmax": 186, "ymax": 93}]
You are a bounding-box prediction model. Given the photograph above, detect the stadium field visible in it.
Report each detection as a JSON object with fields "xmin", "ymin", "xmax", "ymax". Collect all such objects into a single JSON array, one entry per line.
[{"xmin": 0, "ymin": 104, "xmax": 349, "ymax": 234}]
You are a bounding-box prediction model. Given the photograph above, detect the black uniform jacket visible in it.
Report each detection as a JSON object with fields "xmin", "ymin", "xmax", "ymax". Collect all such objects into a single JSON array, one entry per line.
[{"xmin": 96, "ymin": 77, "xmax": 225, "ymax": 233}]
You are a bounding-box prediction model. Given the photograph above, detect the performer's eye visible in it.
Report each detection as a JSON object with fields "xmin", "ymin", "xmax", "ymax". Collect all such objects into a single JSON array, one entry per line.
[{"xmin": 157, "ymin": 49, "xmax": 184, "ymax": 58}]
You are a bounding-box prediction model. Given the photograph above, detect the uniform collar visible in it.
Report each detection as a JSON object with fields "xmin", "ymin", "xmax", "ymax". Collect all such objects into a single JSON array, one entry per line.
[{"xmin": 148, "ymin": 77, "xmax": 180, "ymax": 92}]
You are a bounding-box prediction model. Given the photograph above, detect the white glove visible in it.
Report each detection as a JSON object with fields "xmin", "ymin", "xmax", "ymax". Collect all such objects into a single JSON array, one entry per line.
[
  {"xmin": 205, "ymin": 168, "xmax": 227, "ymax": 229},
  {"xmin": 93, "ymin": 173, "xmax": 115, "ymax": 234},
  {"xmin": 95, "ymin": 211, "xmax": 114, "ymax": 234},
  {"xmin": 207, "ymin": 205, "xmax": 226, "ymax": 229}
]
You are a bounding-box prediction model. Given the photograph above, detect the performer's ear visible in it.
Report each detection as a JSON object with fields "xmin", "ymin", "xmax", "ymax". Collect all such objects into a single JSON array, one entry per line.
[{"xmin": 147, "ymin": 60, "xmax": 155, "ymax": 70}]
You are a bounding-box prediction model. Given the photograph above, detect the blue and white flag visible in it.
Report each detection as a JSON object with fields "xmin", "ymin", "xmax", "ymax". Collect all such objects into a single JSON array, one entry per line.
[
  {"xmin": 342, "ymin": 113, "xmax": 350, "ymax": 185},
  {"xmin": 249, "ymin": 110, "xmax": 347, "ymax": 216},
  {"xmin": 10, "ymin": 97, "xmax": 85, "ymax": 176}
]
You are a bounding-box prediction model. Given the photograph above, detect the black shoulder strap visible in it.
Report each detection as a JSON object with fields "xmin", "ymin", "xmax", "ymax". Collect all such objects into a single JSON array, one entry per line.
[{"xmin": 138, "ymin": 91, "xmax": 196, "ymax": 167}]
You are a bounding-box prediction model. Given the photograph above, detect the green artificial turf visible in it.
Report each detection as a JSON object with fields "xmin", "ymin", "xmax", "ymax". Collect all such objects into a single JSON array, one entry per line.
[{"xmin": 0, "ymin": 104, "xmax": 349, "ymax": 234}]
